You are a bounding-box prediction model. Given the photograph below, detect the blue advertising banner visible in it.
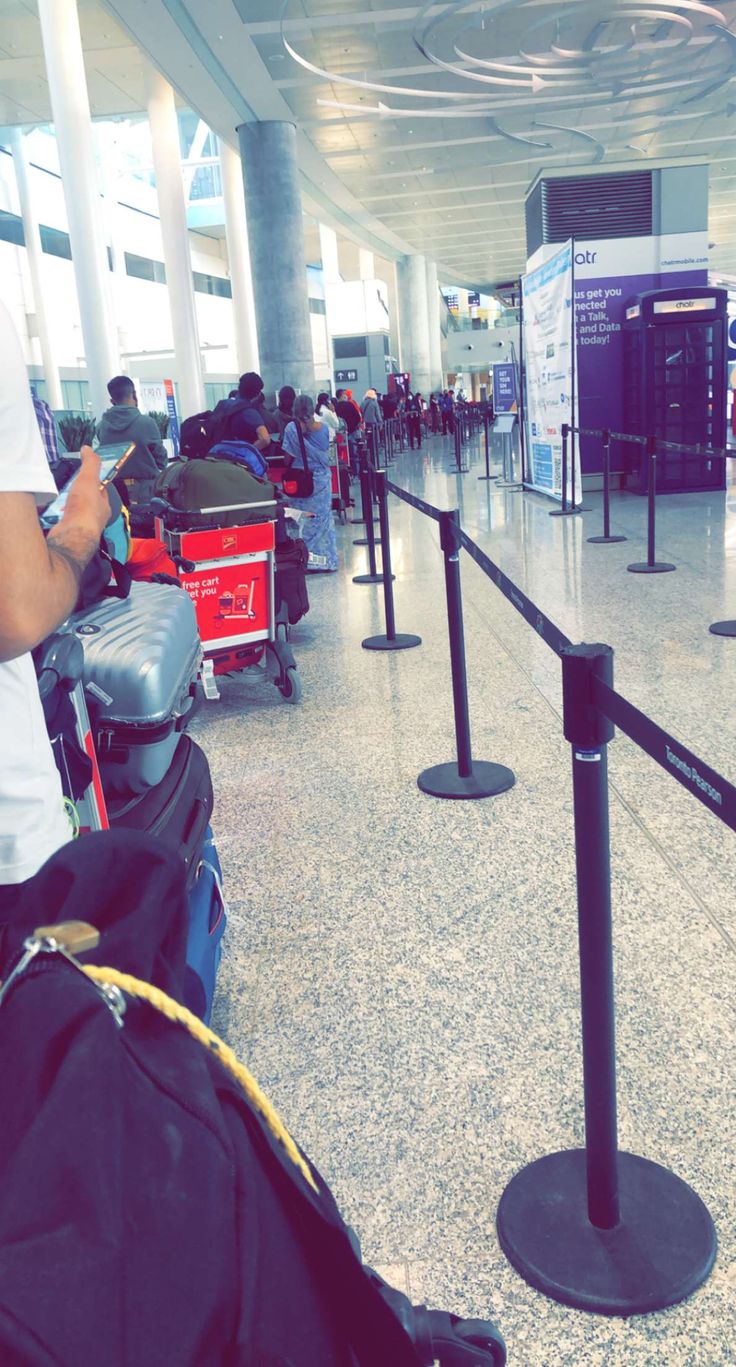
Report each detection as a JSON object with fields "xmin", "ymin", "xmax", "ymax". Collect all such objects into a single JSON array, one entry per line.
[
  {"xmin": 493, "ymin": 363, "xmax": 517, "ymax": 413},
  {"xmin": 164, "ymin": 379, "xmax": 180, "ymax": 458}
]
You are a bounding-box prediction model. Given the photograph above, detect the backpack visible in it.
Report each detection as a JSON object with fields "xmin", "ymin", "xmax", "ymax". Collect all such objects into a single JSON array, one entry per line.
[
  {"xmin": 179, "ymin": 410, "xmax": 214, "ymax": 460},
  {"xmin": 208, "ymin": 439, "xmax": 268, "ymax": 479},
  {"xmin": 0, "ymin": 832, "xmax": 507, "ymax": 1367}
]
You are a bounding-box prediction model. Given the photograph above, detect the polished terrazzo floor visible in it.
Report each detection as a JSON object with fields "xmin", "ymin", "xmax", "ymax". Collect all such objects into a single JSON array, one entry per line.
[{"xmin": 191, "ymin": 431, "xmax": 736, "ymax": 1367}]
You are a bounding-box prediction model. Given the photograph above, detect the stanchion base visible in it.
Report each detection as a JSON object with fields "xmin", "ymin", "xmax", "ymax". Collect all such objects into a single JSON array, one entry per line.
[
  {"xmin": 627, "ymin": 561, "xmax": 676, "ymax": 574},
  {"xmin": 417, "ymin": 760, "xmax": 515, "ymax": 800},
  {"xmin": 352, "ymin": 573, "xmax": 394, "ymax": 585},
  {"xmin": 497, "ymin": 1148, "xmax": 716, "ymax": 1316},
  {"xmin": 353, "ymin": 538, "xmax": 381, "ymax": 547},
  {"xmin": 362, "ymin": 633, "xmax": 422, "ymax": 652},
  {"xmin": 350, "ymin": 515, "xmax": 379, "ymax": 525},
  {"xmin": 550, "ymin": 505, "xmax": 590, "ymax": 517},
  {"xmin": 478, "ymin": 474, "xmax": 498, "ymax": 481},
  {"xmin": 587, "ymin": 535, "xmax": 627, "ymax": 545},
  {"xmin": 709, "ymin": 619, "xmax": 736, "ymax": 637}
]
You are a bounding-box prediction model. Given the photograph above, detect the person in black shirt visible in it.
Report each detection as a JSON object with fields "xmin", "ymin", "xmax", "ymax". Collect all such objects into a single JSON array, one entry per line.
[
  {"xmin": 335, "ymin": 388, "xmax": 362, "ymax": 470},
  {"xmin": 406, "ymin": 392, "xmax": 423, "ymax": 450}
]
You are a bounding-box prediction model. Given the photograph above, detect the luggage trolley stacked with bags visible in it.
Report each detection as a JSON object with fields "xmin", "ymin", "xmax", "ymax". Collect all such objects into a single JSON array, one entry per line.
[{"xmin": 145, "ymin": 417, "xmax": 309, "ymax": 705}]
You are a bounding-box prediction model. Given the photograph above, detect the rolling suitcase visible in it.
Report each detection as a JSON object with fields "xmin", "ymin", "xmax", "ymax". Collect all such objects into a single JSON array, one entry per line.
[
  {"xmin": 107, "ymin": 736, "xmax": 226, "ymax": 1022},
  {"xmin": 70, "ymin": 581, "xmax": 201, "ymax": 796}
]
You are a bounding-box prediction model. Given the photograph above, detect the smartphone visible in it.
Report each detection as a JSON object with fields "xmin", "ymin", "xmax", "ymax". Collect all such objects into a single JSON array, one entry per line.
[{"xmin": 100, "ymin": 443, "xmax": 136, "ymax": 486}]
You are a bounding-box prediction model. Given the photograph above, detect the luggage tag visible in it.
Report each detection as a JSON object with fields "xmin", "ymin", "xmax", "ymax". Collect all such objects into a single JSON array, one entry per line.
[{"xmin": 0, "ymin": 921, "xmax": 126, "ymax": 1028}]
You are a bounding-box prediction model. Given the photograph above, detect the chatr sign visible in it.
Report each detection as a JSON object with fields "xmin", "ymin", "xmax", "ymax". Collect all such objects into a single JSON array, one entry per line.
[{"xmin": 529, "ymin": 232, "xmax": 708, "ymax": 473}]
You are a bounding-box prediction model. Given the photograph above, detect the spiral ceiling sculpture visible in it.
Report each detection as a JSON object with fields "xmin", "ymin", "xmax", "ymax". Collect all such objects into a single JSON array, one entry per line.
[{"xmin": 281, "ymin": 0, "xmax": 736, "ymax": 165}]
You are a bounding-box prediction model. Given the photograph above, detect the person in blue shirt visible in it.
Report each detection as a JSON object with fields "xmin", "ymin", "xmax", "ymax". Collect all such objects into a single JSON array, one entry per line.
[{"xmin": 281, "ymin": 394, "xmax": 338, "ymax": 572}]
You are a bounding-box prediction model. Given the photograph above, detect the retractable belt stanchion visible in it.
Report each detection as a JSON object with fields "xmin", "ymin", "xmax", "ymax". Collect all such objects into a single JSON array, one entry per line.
[
  {"xmin": 550, "ymin": 423, "xmax": 588, "ymax": 516},
  {"xmin": 588, "ymin": 429, "xmax": 626, "ymax": 545},
  {"xmin": 352, "ymin": 439, "xmax": 380, "ymax": 542},
  {"xmin": 450, "ymin": 421, "xmax": 463, "ymax": 474},
  {"xmin": 479, "ymin": 407, "xmax": 496, "ymax": 481},
  {"xmin": 497, "ymin": 643, "xmax": 716, "ymax": 1314},
  {"xmin": 362, "ymin": 470, "xmax": 421, "ymax": 653},
  {"xmin": 352, "ymin": 464, "xmax": 388, "ymax": 585},
  {"xmin": 627, "ymin": 435, "xmax": 675, "ymax": 574},
  {"xmin": 417, "ymin": 510, "xmax": 515, "ymax": 800}
]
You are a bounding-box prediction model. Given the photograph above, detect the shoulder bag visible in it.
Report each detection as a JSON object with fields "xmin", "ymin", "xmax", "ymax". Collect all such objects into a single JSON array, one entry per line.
[{"xmin": 282, "ymin": 422, "xmax": 315, "ymax": 499}]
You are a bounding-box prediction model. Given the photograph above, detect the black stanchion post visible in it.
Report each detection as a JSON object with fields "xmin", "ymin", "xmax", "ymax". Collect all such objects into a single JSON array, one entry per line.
[
  {"xmin": 352, "ymin": 441, "xmax": 379, "ymax": 539},
  {"xmin": 479, "ymin": 406, "xmax": 495, "ymax": 481},
  {"xmin": 362, "ymin": 471, "xmax": 421, "ymax": 652},
  {"xmin": 551, "ymin": 424, "xmax": 588, "ymax": 516},
  {"xmin": 588, "ymin": 429, "xmax": 626, "ymax": 545},
  {"xmin": 352, "ymin": 466, "xmax": 385, "ymax": 585},
  {"xmin": 549, "ymin": 424, "xmax": 570, "ymax": 516},
  {"xmin": 417, "ymin": 511, "xmax": 515, "ymax": 800},
  {"xmin": 450, "ymin": 420, "xmax": 462, "ymax": 473},
  {"xmin": 627, "ymin": 435, "xmax": 675, "ymax": 574},
  {"xmin": 497, "ymin": 643, "xmax": 716, "ymax": 1314}
]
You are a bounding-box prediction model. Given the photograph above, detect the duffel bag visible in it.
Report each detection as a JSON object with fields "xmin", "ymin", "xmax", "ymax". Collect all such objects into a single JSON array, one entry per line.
[{"xmin": 155, "ymin": 457, "xmax": 276, "ymax": 528}]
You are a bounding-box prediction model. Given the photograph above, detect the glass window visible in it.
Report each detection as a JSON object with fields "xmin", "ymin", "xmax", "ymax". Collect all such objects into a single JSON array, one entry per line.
[
  {"xmin": 40, "ymin": 225, "xmax": 72, "ymax": 259},
  {"xmin": 309, "ymin": 297, "xmax": 326, "ymax": 315},
  {"xmin": 192, "ymin": 271, "xmax": 232, "ymax": 298},
  {"xmin": 0, "ymin": 210, "xmax": 25, "ymax": 246},
  {"xmin": 125, "ymin": 252, "xmax": 166, "ymax": 284}
]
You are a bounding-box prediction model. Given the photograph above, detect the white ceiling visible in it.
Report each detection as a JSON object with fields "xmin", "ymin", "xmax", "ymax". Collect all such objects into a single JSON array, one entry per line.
[{"xmin": 1, "ymin": 0, "xmax": 735, "ymax": 288}]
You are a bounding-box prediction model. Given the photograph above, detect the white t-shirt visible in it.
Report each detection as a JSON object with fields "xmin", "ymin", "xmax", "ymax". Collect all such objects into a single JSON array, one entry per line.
[{"xmin": 0, "ymin": 302, "xmax": 71, "ymax": 884}]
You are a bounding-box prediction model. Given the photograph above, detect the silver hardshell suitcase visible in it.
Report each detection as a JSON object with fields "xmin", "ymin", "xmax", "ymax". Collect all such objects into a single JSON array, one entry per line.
[{"xmin": 70, "ymin": 582, "xmax": 202, "ymax": 796}]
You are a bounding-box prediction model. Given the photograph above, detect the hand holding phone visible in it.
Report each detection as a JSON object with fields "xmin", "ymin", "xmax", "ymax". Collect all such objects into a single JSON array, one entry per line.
[{"xmin": 100, "ymin": 442, "xmax": 136, "ymax": 486}]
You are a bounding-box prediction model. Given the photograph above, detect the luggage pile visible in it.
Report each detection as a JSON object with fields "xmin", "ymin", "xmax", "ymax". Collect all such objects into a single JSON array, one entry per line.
[{"xmin": 35, "ymin": 579, "xmax": 227, "ymax": 1026}]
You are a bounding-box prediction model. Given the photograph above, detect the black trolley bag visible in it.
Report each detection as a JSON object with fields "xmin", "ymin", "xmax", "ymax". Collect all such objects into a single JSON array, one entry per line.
[{"xmin": 0, "ymin": 833, "xmax": 505, "ymax": 1367}]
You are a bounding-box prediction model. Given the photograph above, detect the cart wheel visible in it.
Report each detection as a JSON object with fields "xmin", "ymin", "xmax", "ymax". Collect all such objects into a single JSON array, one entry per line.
[{"xmin": 280, "ymin": 667, "xmax": 302, "ymax": 704}]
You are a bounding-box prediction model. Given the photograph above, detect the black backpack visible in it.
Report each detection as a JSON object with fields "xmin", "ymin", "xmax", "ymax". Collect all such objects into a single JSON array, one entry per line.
[
  {"xmin": 180, "ymin": 400, "xmax": 258, "ymax": 461},
  {"xmin": 0, "ymin": 832, "xmax": 506, "ymax": 1367}
]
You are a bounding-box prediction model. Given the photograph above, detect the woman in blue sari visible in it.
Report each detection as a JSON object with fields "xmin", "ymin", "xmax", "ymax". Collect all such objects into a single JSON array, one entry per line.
[{"xmin": 281, "ymin": 394, "xmax": 339, "ymax": 572}]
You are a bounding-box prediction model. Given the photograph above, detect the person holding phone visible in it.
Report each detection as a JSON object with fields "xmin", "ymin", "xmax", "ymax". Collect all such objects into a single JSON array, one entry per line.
[{"xmin": 0, "ymin": 302, "xmax": 110, "ymax": 915}]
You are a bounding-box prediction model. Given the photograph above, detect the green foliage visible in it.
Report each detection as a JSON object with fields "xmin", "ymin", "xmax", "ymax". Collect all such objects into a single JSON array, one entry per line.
[
  {"xmin": 147, "ymin": 410, "xmax": 170, "ymax": 438},
  {"xmin": 58, "ymin": 414, "xmax": 97, "ymax": 450}
]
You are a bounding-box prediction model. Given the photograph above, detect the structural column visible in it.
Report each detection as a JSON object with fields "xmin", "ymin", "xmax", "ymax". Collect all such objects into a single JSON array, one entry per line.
[
  {"xmin": 397, "ymin": 253, "xmax": 432, "ymax": 395},
  {"xmin": 9, "ymin": 127, "xmax": 63, "ymax": 410},
  {"xmin": 37, "ymin": 0, "xmax": 118, "ymax": 416},
  {"xmin": 219, "ymin": 137, "xmax": 259, "ymax": 375},
  {"xmin": 237, "ymin": 120, "xmax": 315, "ymax": 397},
  {"xmin": 426, "ymin": 257, "xmax": 444, "ymax": 393},
  {"xmin": 146, "ymin": 69, "xmax": 205, "ymax": 417}
]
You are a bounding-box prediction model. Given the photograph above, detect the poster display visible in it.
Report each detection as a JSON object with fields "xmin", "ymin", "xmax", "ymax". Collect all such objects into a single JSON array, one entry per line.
[
  {"xmin": 527, "ymin": 232, "xmax": 708, "ymax": 475},
  {"xmin": 493, "ymin": 363, "xmax": 518, "ymax": 414},
  {"xmin": 521, "ymin": 241, "xmax": 576, "ymax": 501},
  {"xmin": 164, "ymin": 379, "xmax": 180, "ymax": 458},
  {"xmin": 180, "ymin": 558, "xmax": 270, "ymax": 649},
  {"xmin": 136, "ymin": 379, "xmax": 180, "ymax": 458}
]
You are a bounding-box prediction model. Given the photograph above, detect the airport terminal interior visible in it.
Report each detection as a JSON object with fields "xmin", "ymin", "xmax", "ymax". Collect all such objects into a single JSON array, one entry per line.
[{"xmin": 1, "ymin": 0, "xmax": 736, "ymax": 1364}]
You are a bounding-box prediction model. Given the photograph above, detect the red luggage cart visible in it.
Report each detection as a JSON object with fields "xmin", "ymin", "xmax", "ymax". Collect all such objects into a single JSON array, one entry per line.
[{"xmin": 156, "ymin": 508, "xmax": 302, "ymax": 704}]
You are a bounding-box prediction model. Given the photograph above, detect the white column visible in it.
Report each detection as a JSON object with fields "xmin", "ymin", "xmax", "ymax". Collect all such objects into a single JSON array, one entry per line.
[
  {"xmin": 319, "ymin": 222, "xmax": 341, "ymax": 390},
  {"xmin": 37, "ymin": 0, "xmax": 118, "ymax": 416},
  {"xmin": 145, "ymin": 67, "xmax": 204, "ymax": 416},
  {"xmin": 359, "ymin": 247, "xmax": 375, "ymax": 281},
  {"xmin": 397, "ymin": 253, "xmax": 432, "ymax": 395},
  {"xmin": 219, "ymin": 138, "xmax": 259, "ymax": 375},
  {"xmin": 425, "ymin": 258, "xmax": 444, "ymax": 393},
  {"xmin": 9, "ymin": 128, "xmax": 63, "ymax": 410},
  {"xmin": 94, "ymin": 125, "xmax": 130, "ymax": 362}
]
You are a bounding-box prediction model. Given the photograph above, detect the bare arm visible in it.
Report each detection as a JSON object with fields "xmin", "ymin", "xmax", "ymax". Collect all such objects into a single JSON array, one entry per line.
[
  {"xmin": 0, "ymin": 448, "xmax": 110, "ymax": 662},
  {"xmin": 254, "ymin": 424, "xmax": 271, "ymax": 451}
]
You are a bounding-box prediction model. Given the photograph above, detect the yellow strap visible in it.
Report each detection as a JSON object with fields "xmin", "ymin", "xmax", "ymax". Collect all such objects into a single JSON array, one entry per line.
[{"xmin": 83, "ymin": 964, "xmax": 318, "ymax": 1193}]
